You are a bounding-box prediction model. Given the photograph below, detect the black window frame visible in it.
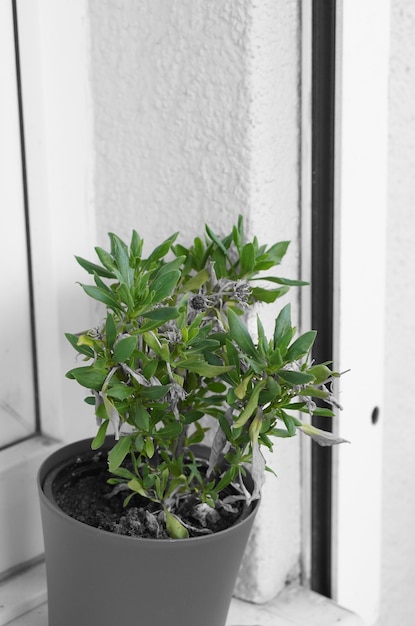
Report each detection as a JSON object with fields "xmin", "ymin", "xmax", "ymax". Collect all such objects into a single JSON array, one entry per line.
[{"xmin": 310, "ymin": 0, "xmax": 337, "ymax": 598}]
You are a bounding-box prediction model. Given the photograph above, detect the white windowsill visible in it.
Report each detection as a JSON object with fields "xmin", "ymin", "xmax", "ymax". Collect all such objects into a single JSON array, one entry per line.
[{"xmin": 1, "ymin": 561, "xmax": 366, "ymax": 626}]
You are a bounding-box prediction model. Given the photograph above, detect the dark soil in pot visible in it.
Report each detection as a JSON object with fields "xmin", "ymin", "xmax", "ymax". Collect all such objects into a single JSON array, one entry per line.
[{"xmin": 45, "ymin": 446, "xmax": 251, "ymax": 539}]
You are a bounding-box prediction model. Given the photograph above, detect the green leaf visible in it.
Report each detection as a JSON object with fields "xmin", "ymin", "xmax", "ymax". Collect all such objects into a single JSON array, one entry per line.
[
  {"xmin": 207, "ymin": 381, "xmax": 227, "ymax": 393},
  {"xmin": 184, "ymin": 338, "xmax": 220, "ymax": 353},
  {"xmin": 214, "ymin": 468, "xmax": 235, "ymax": 493},
  {"xmin": 266, "ymin": 376, "xmax": 281, "ymax": 398},
  {"xmin": 93, "ymin": 270, "xmax": 112, "ymax": 291},
  {"xmin": 141, "ymin": 307, "xmax": 179, "ymax": 322},
  {"xmin": 225, "ymin": 340, "xmax": 240, "ymax": 378},
  {"xmin": 286, "ymin": 331, "xmax": 317, "ymax": 361},
  {"xmin": 249, "ymin": 411, "xmax": 263, "ymax": 443},
  {"xmin": 300, "ymin": 386, "xmax": 331, "ymax": 400},
  {"xmin": 80, "ymin": 284, "xmax": 122, "ymax": 311},
  {"xmin": 272, "ymin": 428, "xmax": 295, "ymax": 439},
  {"xmin": 251, "ymin": 260, "xmax": 276, "ymax": 272},
  {"xmin": 75, "ymin": 334, "xmax": 96, "ymax": 349},
  {"xmin": 164, "ymin": 509, "xmax": 189, "ymax": 539},
  {"xmin": 142, "ymin": 331, "xmax": 163, "ymax": 356},
  {"xmin": 174, "ymin": 359, "xmax": 233, "ymax": 377},
  {"xmin": 278, "ymin": 370, "xmax": 315, "ymax": 385},
  {"xmin": 273, "ymin": 304, "xmax": 292, "ymax": 348},
  {"xmin": 252, "ymin": 275, "xmax": 308, "ymax": 287},
  {"xmin": 109, "ymin": 234, "xmax": 132, "ymax": 286},
  {"xmin": 232, "ymin": 216, "xmax": 244, "ymax": 253},
  {"xmin": 91, "ymin": 420, "xmax": 109, "ymax": 449},
  {"xmin": 150, "ymin": 270, "xmax": 181, "ymax": 304},
  {"xmin": 181, "ymin": 268, "xmax": 210, "ymax": 292},
  {"xmin": 147, "ymin": 233, "xmax": 179, "ymax": 262},
  {"xmin": 113, "ymin": 336, "xmax": 137, "ymax": 362},
  {"xmin": 106, "ymin": 383, "xmax": 133, "ymax": 400},
  {"xmin": 139, "ymin": 319, "xmax": 167, "ymax": 334},
  {"xmin": 65, "ymin": 332, "xmax": 95, "ymax": 358},
  {"xmin": 256, "ymin": 316, "xmax": 268, "ymax": 354},
  {"xmin": 66, "ymin": 366, "xmax": 108, "ymax": 390},
  {"xmin": 117, "ymin": 284, "xmax": 135, "ymax": 309},
  {"xmin": 128, "ymin": 478, "xmax": 148, "ymax": 497},
  {"xmin": 211, "ymin": 247, "xmax": 227, "ymax": 278},
  {"xmin": 240, "ymin": 243, "xmax": 255, "ymax": 274},
  {"xmin": 130, "ymin": 230, "xmax": 143, "ymax": 260},
  {"xmin": 185, "ymin": 426, "xmax": 205, "ymax": 446},
  {"xmin": 193, "ymin": 236, "xmax": 206, "ymax": 262},
  {"xmin": 268, "ymin": 346, "xmax": 283, "ymax": 369},
  {"xmin": 95, "ymin": 400, "xmax": 109, "ymax": 421},
  {"xmin": 282, "ymin": 412, "xmax": 297, "ymax": 436},
  {"xmin": 166, "ymin": 475, "xmax": 187, "ymax": 497},
  {"xmin": 218, "ymin": 413, "xmax": 233, "ymax": 440},
  {"xmin": 141, "ymin": 385, "xmax": 170, "ymax": 400},
  {"xmin": 142, "ymin": 359, "xmax": 158, "ymax": 380},
  {"xmin": 110, "ymin": 466, "xmax": 135, "ymax": 480},
  {"xmin": 251, "ymin": 286, "xmax": 289, "ymax": 303},
  {"xmin": 157, "ymin": 422, "xmax": 182, "ymax": 438},
  {"xmin": 182, "ymin": 410, "xmax": 204, "ymax": 425},
  {"xmin": 205, "ymin": 224, "xmax": 229, "ymax": 258},
  {"xmin": 227, "ymin": 307, "xmax": 259, "ymax": 361},
  {"xmin": 105, "ymin": 314, "xmax": 117, "ymax": 350},
  {"xmin": 155, "ymin": 256, "xmax": 186, "ymax": 279},
  {"xmin": 134, "ymin": 401, "xmax": 150, "ymax": 431},
  {"xmin": 75, "ymin": 255, "xmax": 114, "ymax": 279},
  {"xmin": 312, "ymin": 407, "xmax": 335, "ymax": 417},
  {"xmin": 145, "ymin": 437, "xmax": 155, "ymax": 458},
  {"xmin": 108, "ymin": 436, "xmax": 132, "ymax": 472},
  {"xmin": 233, "ymin": 380, "xmax": 267, "ymax": 428},
  {"xmin": 264, "ymin": 241, "xmax": 290, "ymax": 265},
  {"xmin": 94, "ymin": 247, "xmax": 117, "ymax": 273},
  {"xmin": 234, "ymin": 374, "xmax": 253, "ymax": 400},
  {"xmin": 307, "ymin": 364, "xmax": 332, "ymax": 384}
]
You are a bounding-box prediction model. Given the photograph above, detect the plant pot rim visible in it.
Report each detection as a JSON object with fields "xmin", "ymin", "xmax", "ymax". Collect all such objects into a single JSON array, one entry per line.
[{"xmin": 38, "ymin": 437, "xmax": 260, "ymax": 546}]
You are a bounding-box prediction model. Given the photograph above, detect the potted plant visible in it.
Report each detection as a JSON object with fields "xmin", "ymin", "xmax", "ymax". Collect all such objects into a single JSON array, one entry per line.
[{"xmin": 38, "ymin": 215, "xmax": 344, "ymax": 626}]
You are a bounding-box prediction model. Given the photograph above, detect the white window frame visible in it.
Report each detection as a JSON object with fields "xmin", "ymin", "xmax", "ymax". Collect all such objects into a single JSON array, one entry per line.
[
  {"xmin": 301, "ymin": 2, "xmax": 389, "ymax": 623},
  {"xmin": 0, "ymin": 0, "xmax": 95, "ymax": 593},
  {"xmin": 17, "ymin": 0, "xmax": 96, "ymax": 443},
  {"xmin": 332, "ymin": 1, "xmax": 390, "ymax": 625}
]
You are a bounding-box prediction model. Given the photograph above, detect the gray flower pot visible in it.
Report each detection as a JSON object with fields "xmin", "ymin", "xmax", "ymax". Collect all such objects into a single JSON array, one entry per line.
[{"xmin": 38, "ymin": 438, "xmax": 259, "ymax": 626}]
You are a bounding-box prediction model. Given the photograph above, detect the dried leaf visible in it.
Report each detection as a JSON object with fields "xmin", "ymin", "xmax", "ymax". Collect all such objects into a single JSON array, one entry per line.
[
  {"xmin": 102, "ymin": 392, "xmax": 121, "ymax": 439},
  {"xmin": 207, "ymin": 424, "xmax": 227, "ymax": 477},
  {"xmin": 250, "ymin": 441, "xmax": 266, "ymax": 501},
  {"xmin": 300, "ymin": 423, "xmax": 350, "ymax": 446}
]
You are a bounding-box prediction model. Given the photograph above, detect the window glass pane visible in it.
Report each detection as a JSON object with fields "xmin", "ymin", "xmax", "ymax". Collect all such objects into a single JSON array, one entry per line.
[{"xmin": 0, "ymin": 0, "xmax": 36, "ymax": 449}]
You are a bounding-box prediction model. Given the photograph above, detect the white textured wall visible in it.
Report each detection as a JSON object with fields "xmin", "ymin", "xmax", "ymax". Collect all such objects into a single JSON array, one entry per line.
[
  {"xmin": 235, "ymin": 1, "xmax": 302, "ymax": 602},
  {"xmin": 379, "ymin": 2, "xmax": 415, "ymax": 624},
  {"xmin": 88, "ymin": 0, "xmax": 302, "ymax": 602},
  {"xmin": 89, "ymin": 0, "xmax": 252, "ymax": 243}
]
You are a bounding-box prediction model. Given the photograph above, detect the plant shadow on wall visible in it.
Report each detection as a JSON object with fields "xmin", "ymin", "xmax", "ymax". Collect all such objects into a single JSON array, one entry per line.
[
  {"xmin": 37, "ymin": 215, "xmax": 347, "ymax": 626},
  {"xmin": 64, "ymin": 215, "xmax": 346, "ymax": 539}
]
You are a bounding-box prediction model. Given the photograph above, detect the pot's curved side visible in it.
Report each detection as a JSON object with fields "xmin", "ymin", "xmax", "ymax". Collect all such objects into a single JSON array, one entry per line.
[{"xmin": 38, "ymin": 439, "xmax": 259, "ymax": 626}]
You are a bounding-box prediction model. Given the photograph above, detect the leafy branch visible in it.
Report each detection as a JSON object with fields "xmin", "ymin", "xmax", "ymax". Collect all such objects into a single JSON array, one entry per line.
[{"xmin": 66, "ymin": 215, "xmax": 345, "ymax": 537}]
